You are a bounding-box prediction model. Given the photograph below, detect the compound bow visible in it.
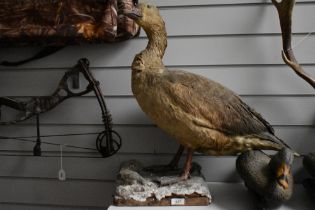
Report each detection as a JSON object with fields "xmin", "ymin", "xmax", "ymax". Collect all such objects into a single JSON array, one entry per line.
[{"xmin": 0, "ymin": 58, "xmax": 122, "ymax": 157}]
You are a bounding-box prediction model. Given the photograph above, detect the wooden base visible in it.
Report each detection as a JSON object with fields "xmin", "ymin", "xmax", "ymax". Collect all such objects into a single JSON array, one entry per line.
[
  {"xmin": 114, "ymin": 193, "xmax": 210, "ymax": 206},
  {"xmin": 110, "ymin": 183, "xmax": 315, "ymax": 210},
  {"xmin": 113, "ymin": 160, "xmax": 211, "ymax": 207}
]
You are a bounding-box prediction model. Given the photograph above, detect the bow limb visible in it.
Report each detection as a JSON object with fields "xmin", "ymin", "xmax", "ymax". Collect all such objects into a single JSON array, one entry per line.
[
  {"xmin": 0, "ymin": 97, "xmax": 26, "ymax": 111},
  {"xmin": 77, "ymin": 58, "xmax": 121, "ymax": 157},
  {"xmin": 0, "ymin": 66, "xmax": 93, "ymax": 124},
  {"xmin": 0, "ymin": 97, "xmax": 30, "ymax": 124},
  {"xmin": 272, "ymin": 0, "xmax": 315, "ymax": 89},
  {"xmin": 78, "ymin": 58, "xmax": 113, "ymax": 130}
]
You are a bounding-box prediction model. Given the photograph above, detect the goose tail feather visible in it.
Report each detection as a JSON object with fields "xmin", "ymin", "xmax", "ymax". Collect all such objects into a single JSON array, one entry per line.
[{"xmin": 253, "ymin": 132, "xmax": 300, "ymax": 157}]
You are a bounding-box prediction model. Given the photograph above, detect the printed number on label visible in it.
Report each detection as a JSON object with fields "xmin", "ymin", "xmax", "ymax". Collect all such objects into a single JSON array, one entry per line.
[{"xmin": 171, "ymin": 198, "xmax": 185, "ymax": 206}]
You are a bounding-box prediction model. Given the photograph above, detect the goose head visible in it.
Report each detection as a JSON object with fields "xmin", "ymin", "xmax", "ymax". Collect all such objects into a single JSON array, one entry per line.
[
  {"xmin": 123, "ymin": 3, "xmax": 167, "ymax": 69},
  {"xmin": 123, "ymin": 3, "xmax": 165, "ymax": 35},
  {"xmin": 269, "ymin": 148, "xmax": 294, "ymax": 190}
]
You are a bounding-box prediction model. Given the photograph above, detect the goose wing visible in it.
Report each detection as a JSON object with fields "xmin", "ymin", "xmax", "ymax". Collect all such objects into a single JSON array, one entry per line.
[{"xmin": 162, "ymin": 70, "xmax": 274, "ymax": 137}]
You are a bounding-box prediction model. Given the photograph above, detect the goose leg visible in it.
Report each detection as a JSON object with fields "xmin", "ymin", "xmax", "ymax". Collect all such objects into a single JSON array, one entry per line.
[
  {"xmin": 159, "ymin": 148, "xmax": 193, "ymax": 185},
  {"xmin": 143, "ymin": 145, "xmax": 184, "ymax": 173},
  {"xmin": 168, "ymin": 145, "xmax": 185, "ymax": 169},
  {"xmin": 181, "ymin": 148, "xmax": 193, "ymax": 180}
]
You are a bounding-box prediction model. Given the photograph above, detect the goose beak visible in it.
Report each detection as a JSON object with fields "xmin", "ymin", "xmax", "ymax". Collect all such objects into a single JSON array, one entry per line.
[
  {"xmin": 123, "ymin": 8, "xmax": 142, "ymax": 20},
  {"xmin": 276, "ymin": 163, "xmax": 291, "ymax": 189}
]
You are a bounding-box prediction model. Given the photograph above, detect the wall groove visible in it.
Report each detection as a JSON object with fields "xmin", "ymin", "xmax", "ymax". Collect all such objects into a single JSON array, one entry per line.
[{"xmin": 0, "ymin": 0, "xmax": 313, "ymax": 208}]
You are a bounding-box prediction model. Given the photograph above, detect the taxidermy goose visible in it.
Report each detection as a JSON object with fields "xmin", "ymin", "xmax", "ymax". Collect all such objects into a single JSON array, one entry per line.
[
  {"xmin": 236, "ymin": 148, "xmax": 294, "ymax": 208},
  {"xmin": 124, "ymin": 3, "xmax": 292, "ymax": 180}
]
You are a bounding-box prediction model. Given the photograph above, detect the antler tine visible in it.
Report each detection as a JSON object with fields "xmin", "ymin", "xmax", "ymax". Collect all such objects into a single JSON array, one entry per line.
[
  {"xmin": 282, "ymin": 50, "xmax": 315, "ymax": 88},
  {"xmin": 272, "ymin": 0, "xmax": 315, "ymax": 89}
]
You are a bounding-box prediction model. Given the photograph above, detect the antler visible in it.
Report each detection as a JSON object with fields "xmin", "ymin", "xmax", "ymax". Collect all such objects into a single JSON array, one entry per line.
[{"xmin": 271, "ymin": 0, "xmax": 315, "ymax": 89}]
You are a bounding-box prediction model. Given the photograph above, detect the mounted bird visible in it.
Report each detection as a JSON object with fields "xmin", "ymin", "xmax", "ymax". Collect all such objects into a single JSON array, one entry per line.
[
  {"xmin": 123, "ymin": 3, "xmax": 293, "ymax": 180},
  {"xmin": 236, "ymin": 148, "xmax": 294, "ymax": 209}
]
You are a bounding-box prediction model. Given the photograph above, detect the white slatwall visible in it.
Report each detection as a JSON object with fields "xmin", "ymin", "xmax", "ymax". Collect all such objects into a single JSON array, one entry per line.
[{"xmin": 0, "ymin": 0, "xmax": 314, "ymax": 209}]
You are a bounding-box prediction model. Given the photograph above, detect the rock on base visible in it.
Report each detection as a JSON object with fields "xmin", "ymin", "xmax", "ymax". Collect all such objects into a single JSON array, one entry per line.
[{"xmin": 113, "ymin": 160, "xmax": 211, "ymax": 206}]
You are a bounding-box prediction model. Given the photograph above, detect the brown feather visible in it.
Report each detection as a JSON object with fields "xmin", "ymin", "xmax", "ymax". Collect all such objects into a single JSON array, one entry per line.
[
  {"xmin": 128, "ymin": 3, "xmax": 288, "ymax": 155},
  {"xmin": 163, "ymin": 70, "xmax": 274, "ymax": 136}
]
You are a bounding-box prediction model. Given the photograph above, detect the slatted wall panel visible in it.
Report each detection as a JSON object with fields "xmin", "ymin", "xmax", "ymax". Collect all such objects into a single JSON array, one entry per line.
[{"xmin": 0, "ymin": 0, "xmax": 314, "ymax": 209}]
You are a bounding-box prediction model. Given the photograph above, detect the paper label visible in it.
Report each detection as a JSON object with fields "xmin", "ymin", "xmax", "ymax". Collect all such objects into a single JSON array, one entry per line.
[{"xmin": 171, "ymin": 198, "xmax": 185, "ymax": 206}]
